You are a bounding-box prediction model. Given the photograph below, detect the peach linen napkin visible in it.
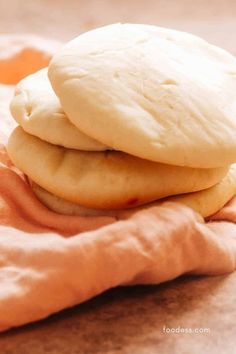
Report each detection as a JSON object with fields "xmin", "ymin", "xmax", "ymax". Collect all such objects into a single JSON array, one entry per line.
[{"xmin": 1, "ymin": 36, "xmax": 236, "ymax": 333}]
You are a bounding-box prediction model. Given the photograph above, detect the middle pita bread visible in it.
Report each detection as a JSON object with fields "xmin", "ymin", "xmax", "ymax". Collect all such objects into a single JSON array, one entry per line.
[{"xmin": 10, "ymin": 69, "xmax": 109, "ymax": 151}]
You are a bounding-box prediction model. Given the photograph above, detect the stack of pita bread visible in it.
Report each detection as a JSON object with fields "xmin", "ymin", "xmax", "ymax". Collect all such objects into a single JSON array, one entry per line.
[{"xmin": 7, "ymin": 24, "xmax": 236, "ymax": 218}]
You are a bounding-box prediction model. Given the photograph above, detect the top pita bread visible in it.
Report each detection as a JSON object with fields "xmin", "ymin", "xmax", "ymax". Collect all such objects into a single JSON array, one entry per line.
[
  {"xmin": 10, "ymin": 69, "xmax": 109, "ymax": 150},
  {"xmin": 49, "ymin": 23, "xmax": 236, "ymax": 168}
]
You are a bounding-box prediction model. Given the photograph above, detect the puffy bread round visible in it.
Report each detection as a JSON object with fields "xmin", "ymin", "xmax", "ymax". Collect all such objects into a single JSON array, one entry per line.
[
  {"xmin": 7, "ymin": 126, "xmax": 229, "ymax": 210},
  {"xmin": 166, "ymin": 164, "xmax": 236, "ymax": 217},
  {"xmin": 49, "ymin": 23, "xmax": 236, "ymax": 168},
  {"xmin": 31, "ymin": 181, "xmax": 119, "ymax": 217},
  {"xmin": 31, "ymin": 164, "xmax": 236, "ymax": 218},
  {"xmin": 10, "ymin": 69, "xmax": 109, "ymax": 150}
]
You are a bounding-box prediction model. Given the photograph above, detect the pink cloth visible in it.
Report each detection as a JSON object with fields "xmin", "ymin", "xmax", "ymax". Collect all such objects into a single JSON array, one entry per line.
[{"xmin": 1, "ymin": 38, "xmax": 236, "ymax": 333}]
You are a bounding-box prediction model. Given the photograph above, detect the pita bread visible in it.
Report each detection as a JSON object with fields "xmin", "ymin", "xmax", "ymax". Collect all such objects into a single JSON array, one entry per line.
[
  {"xmin": 31, "ymin": 164, "xmax": 236, "ymax": 218},
  {"xmin": 31, "ymin": 181, "xmax": 118, "ymax": 217},
  {"xmin": 166, "ymin": 164, "xmax": 236, "ymax": 217},
  {"xmin": 7, "ymin": 126, "xmax": 228, "ymax": 209},
  {"xmin": 49, "ymin": 24, "xmax": 236, "ymax": 168},
  {"xmin": 10, "ymin": 69, "xmax": 109, "ymax": 150},
  {"xmin": 134, "ymin": 164, "xmax": 236, "ymax": 217}
]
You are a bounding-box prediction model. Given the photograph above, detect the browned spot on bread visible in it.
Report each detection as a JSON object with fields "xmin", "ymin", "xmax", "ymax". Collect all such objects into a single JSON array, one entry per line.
[{"xmin": 126, "ymin": 198, "xmax": 139, "ymax": 206}]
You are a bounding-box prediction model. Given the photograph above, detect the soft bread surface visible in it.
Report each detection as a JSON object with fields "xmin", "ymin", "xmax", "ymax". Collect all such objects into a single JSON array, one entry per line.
[
  {"xmin": 10, "ymin": 69, "xmax": 109, "ymax": 151},
  {"xmin": 49, "ymin": 23, "xmax": 236, "ymax": 168},
  {"xmin": 166, "ymin": 164, "xmax": 236, "ymax": 217},
  {"xmin": 31, "ymin": 181, "xmax": 119, "ymax": 217},
  {"xmin": 31, "ymin": 164, "xmax": 236, "ymax": 218},
  {"xmin": 7, "ymin": 126, "xmax": 229, "ymax": 209}
]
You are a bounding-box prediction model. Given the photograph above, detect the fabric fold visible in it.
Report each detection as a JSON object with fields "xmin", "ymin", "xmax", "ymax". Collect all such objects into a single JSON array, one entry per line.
[{"xmin": 0, "ymin": 202, "xmax": 236, "ymax": 332}]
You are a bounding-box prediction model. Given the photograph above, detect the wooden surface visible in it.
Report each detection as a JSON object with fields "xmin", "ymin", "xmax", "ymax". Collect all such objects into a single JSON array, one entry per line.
[
  {"xmin": 1, "ymin": 274, "xmax": 236, "ymax": 353},
  {"xmin": 0, "ymin": 1, "xmax": 236, "ymax": 353}
]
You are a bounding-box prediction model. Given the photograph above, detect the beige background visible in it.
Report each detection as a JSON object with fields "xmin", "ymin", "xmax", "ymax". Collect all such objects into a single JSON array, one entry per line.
[
  {"xmin": 1, "ymin": 1, "xmax": 236, "ymax": 353},
  {"xmin": 0, "ymin": 0, "xmax": 236, "ymax": 54}
]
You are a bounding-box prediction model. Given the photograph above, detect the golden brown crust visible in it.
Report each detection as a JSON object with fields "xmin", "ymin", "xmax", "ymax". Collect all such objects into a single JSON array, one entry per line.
[
  {"xmin": 7, "ymin": 127, "xmax": 229, "ymax": 210},
  {"xmin": 31, "ymin": 164, "xmax": 236, "ymax": 218}
]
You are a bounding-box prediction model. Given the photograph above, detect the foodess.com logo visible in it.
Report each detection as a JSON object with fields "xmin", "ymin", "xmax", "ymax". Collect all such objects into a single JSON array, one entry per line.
[{"xmin": 162, "ymin": 325, "xmax": 211, "ymax": 334}]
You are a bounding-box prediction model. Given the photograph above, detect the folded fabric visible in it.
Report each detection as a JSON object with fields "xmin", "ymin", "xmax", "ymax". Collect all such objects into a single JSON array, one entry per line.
[
  {"xmin": 1, "ymin": 110, "xmax": 236, "ymax": 333},
  {"xmin": 1, "ymin": 35, "xmax": 236, "ymax": 333}
]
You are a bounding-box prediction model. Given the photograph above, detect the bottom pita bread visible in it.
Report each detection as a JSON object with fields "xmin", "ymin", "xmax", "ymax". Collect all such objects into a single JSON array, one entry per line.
[
  {"xmin": 7, "ymin": 127, "xmax": 228, "ymax": 209},
  {"xmin": 31, "ymin": 164, "xmax": 236, "ymax": 218}
]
